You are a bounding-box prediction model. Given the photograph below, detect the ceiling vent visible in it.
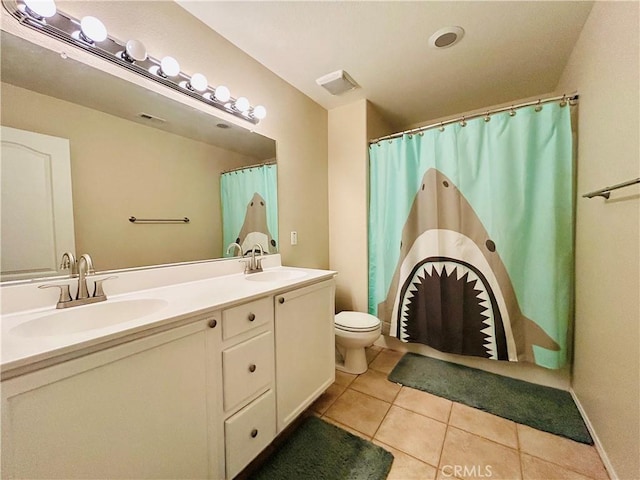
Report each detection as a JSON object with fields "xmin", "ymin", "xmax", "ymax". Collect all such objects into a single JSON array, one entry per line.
[
  {"xmin": 316, "ymin": 69, "xmax": 359, "ymax": 96},
  {"xmin": 429, "ymin": 26, "xmax": 465, "ymax": 49},
  {"xmin": 137, "ymin": 112, "xmax": 167, "ymax": 124}
]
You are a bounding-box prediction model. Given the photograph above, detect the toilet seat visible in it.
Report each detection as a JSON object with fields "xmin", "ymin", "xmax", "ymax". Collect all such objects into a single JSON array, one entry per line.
[{"xmin": 335, "ymin": 311, "xmax": 381, "ymax": 333}]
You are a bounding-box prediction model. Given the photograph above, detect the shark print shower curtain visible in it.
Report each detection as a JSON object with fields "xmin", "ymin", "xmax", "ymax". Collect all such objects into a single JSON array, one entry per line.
[
  {"xmin": 368, "ymin": 103, "xmax": 574, "ymax": 369},
  {"xmin": 221, "ymin": 164, "xmax": 278, "ymax": 256}
]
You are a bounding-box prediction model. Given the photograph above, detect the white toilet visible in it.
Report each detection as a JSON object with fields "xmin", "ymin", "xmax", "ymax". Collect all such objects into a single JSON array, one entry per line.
[{"xmin": 334, "ymin": 311, "xmax": 382, "ymax": 374}]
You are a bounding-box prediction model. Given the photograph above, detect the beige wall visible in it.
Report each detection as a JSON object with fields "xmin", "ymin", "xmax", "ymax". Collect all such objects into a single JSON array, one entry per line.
[
  {"xmin": 9, "ymin": 1, "xmax": 329, "ymax": 269},
  {"xmin": 328, "ymin": 100, "xmax": 393, "ymax": 312},
  {"xmin": 555, "ymin": 3, "xmax": 640, "ymax": 478},
  {"xmin": 2, "ymin": 82, "xmax": 259, "ymax": 271},
  {"xmin": 328, "ymin": 100, "xmax": 368, "ymax": 312}
]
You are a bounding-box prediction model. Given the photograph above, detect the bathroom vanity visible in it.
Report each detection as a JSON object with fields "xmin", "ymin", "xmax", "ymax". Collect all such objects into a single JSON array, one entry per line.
[{"xmin": 1, "ymin": 256, "xmax": 336, "ymax": 479}]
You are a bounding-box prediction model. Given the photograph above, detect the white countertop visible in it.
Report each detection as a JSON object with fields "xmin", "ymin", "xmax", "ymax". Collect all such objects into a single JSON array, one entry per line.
[{"xmin": 1, "ymin": 265, "xmax": 336, "ymax": 379}]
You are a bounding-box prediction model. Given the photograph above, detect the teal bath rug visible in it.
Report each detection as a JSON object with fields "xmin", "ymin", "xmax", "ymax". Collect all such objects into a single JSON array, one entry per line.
[
  {"xmin": 389, "ymin": 352, "xmax": 593, "ymax": 445},
  {"xmin": 248, "ymin": 416, "xmax": 394, "ymax": 480}
]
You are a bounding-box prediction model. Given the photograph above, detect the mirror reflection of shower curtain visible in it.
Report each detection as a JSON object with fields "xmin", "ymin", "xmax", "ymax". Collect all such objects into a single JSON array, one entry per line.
[{"xmin": 220, "ymin": 164, "xmax": 278, "ymax": 256}]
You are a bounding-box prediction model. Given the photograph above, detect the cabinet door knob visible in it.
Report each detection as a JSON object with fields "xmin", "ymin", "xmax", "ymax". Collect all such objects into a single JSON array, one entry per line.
[
  {"xmin": 250, "ymin": 428, "xmax": 258, "ymax": 438},
  {"xmin": 249, "ymin": 364, "xmax": 257, "ymax": 373},
  {"xmin": 278, "ymin": 297, "xmax": 285, "ymax": 304},
  {"xmin": 248, "ymin": 312, "xmax": 256, "ymax": 322},
  {"xmin": 208, "ymin": 319, "xmax": 217, "ymax": 329}
]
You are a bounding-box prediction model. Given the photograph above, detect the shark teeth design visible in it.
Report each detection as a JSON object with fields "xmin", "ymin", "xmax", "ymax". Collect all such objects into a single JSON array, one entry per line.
[{"xmin": 399, "ymin": 259, "xmax": 499, "ymax": 359}]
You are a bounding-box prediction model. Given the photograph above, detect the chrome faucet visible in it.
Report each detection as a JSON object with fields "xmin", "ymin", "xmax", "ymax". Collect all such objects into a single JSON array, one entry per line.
[
  {"xmin": 39, "ymin": 253, "xmax": 117, "ymax": 309},
  {"xmin": 243, "ymin": 244, "xmax": 265, "ymax": 274},
  {"xmin": 77, "ymin": 253, "xmax": 95, "ymax": 300},
  {"xmin": 226, "ymin": 242, "xmax": 243, "ymax": 257}
]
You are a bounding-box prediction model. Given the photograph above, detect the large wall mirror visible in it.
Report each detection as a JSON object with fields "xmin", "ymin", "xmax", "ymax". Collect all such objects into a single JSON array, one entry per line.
[{"xmin": 0, "ymin": 31, "xmax": 278, "ymax": 282}]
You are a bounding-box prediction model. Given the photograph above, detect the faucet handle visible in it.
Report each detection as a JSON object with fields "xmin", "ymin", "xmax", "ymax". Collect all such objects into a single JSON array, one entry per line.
[
  {"xmin": 39, "ymin": 283, "xmax": 73, "ymax": 305},
  {"xmin": 92, "ymin": 276, "xmax": 118, "ymax": 298}
]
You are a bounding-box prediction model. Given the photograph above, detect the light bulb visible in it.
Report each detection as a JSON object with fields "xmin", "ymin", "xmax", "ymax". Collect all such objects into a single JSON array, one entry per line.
[
  {"xmin": 253, "ymin": 105, "xmax": 267, "ymax": 120},
  {"xmin": 234, "ymin": 96, "xmax": 250, "ymax": 113},
  {"xmin": 159, "ymin": 56, "xmax": 180, "ymax": 77},
  {"xmin": 189, "ymin": 73, "xmax": 208, "ymax": 92},
  {"xmin": 123, "ymin": 39, "xmax": 147, "ymax": 62},
  {"xmin": 214, "ymin": 85, "xmax": 230, "ymax": 102},
  {"xmin": 24, "ymin": 0, "xmax": 57, "ymax": 18},
  {"xmin": 80, "ymin": 16, "xmax": 107, "ymax": 43}
]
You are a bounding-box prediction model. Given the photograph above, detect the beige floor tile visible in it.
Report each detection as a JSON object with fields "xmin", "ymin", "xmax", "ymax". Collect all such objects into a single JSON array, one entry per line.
[
  {"xmin": 370, "ymin": 349, "xmax": 405, "ymax": 374},
  {"xmin": 366, "ymin": 345, "xmax": 383, "ymax": 365},
  {"xmin": 334, "ymin": 369, "xmax": 357, "ymax": 388},
  {"xmin": 324, "ymin": 389, "xmax": 391, "ymax": 437},
  {"xmin": 350, "ymin": 369, "xmax": 402, "ymax": 403},
  {"xmin": 521, "ymin": 453, "xmax": 597, "ymax": 480},
  {"xmin": 310, "ymin": 383, "xmax": 346, "ymax": 415},
  {"xmin": 374, "ymin": 405, "xmax": 447, "ymax": 467},
  {"xmin": 517, "ymin": 425, "xmax": 608, "ymax": 480},
  {"xmin": 394, "ymin": 387, "xmax": 452, "ymax": 423},
  {"xmin": 440, "ymin": 427, "xmax": 521, "ymax": 480},
  {"xmin": 373, "ymin": 439, "xmax": 438, "ymax": 480},
  {"xmin": 449, "ymin": 403, "xmax": 518, "ymax": 449},
  {"xmin": 321, "ymin": 415, "xmax": 372, "ymax": 441}
]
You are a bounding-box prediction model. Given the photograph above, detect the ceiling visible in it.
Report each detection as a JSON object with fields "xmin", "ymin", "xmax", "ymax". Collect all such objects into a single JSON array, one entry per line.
[{"xmin": 177, "ymin": 1, "xmax": 593, "ymax": 129}]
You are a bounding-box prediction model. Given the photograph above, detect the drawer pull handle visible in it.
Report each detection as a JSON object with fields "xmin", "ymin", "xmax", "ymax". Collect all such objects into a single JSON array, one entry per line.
[
  {"xmin": 249, "ymin": 364, "xmax": 257, "ymax": 373},
  {"xmin": 248, "ymin": 313, "xmax": 256, "ymax": 322},
  {"xmin": 278, "ymin": 297, "xmax": 285, "ymax": 304},
  {"xmin": 208, "ymin": 319, "xmax": 217, "ymax": 329},
  {"xmin": 250, "ymin": 428, "xmax": 259, "ymax": 438}
]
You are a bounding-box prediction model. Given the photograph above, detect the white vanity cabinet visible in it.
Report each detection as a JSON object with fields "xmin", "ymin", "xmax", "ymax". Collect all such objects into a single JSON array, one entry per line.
[
  {"xmin": 275, "ymin": 279, "xmax": 336, "ymax": 432},
  {"xmin": 218, "ymin": 296, "xmax": 276, "ymax": 479},
  {"xmin": 1, "ymin": 317, "xmax": 221, "ymax": 480},
  {"xmin": 1, "ymin": 272, "xmax": 336, "ymax": 480}
]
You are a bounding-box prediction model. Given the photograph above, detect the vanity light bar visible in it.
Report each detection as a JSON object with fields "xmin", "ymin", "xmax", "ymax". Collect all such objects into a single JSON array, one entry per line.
[{"xmin": 3, "ymin": 0, "xmax": 267, "ymax": 124}]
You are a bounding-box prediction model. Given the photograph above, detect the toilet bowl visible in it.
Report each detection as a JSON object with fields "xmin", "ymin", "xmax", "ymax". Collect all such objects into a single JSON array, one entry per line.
[{"xmin": 335, "ymin": 311, "xmax": 382, "ymax": 374}]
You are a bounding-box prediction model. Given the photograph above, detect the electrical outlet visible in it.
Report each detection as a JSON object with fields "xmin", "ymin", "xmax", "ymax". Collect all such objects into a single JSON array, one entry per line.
[{"xmin": 290, "ymin": 231, "xmax": 298, "ymax": 245}]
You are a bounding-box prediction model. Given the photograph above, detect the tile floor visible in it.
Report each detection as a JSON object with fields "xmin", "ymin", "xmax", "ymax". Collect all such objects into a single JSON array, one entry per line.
[{"xmin": 310, "ymin": 346, "xmax": 610, "ymax": 480}]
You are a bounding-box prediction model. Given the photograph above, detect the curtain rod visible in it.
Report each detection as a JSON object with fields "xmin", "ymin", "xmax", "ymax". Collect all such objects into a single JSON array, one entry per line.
[
  {"xmin": 221, "ymin": 160, "xmax": 276, "ymax": 175},
  {"xmin": 369, "ymin": 93, "xmax": 579, "ymax": 144}
]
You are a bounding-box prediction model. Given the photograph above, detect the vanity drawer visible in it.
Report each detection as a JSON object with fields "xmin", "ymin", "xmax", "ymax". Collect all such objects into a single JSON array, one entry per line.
[
  {"xmin": 222, "ymin": 297, "xmax": 273, "ymax": 340},
  {"xmin": 225, "ymin": 389, "xmax": 276, "ymax": 479},
  {"xmin": 222, "ymin": 331, "xmax": 274, "ymax": 411}
]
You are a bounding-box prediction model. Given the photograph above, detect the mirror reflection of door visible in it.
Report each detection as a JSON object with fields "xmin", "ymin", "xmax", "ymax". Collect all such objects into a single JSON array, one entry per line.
[{"xmin": 1, "ymin": 126, "xmax": 75, "ymax": 281}]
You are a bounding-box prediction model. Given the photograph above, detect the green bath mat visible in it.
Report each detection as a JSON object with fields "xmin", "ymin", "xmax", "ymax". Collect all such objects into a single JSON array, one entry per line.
[
  {"xmin": 389, "ymin": 352, "xmax": 593, "ymax": 445},
  {"xmin": 248, "ymin": 416, "xmax": 394, "ymax": 480}
]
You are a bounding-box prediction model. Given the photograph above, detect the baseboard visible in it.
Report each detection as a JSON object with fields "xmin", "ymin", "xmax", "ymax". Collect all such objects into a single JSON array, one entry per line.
[{"xmin": 570, "ymin": 388, "xmax": 618, "ymax": 480}]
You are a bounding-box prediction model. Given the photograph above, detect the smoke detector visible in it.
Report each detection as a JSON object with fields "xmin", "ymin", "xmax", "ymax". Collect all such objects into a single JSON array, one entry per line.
[
  {"xmin": 429, "ymin": 26, "xmax": 465, "ymax": 49},
  {"xmin": 316, "ymin": 69, "xmax": 359, "ymax": 96}
]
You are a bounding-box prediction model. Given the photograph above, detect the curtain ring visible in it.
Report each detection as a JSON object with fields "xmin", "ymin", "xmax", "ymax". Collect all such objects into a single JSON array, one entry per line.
[
  {"xmin": 419, "ymin": 132, "xmax": 424, "ymax": 137},
  {"xmin": 534, "ymin": 100, "xmax": 543, "ymax": 112},
  {"xmin": 559, "ymin": 94, "xmax": 567, "ymax": 107},
  {"xmin": 483, "ymin": 112, "xmax": 490, "ymax": 122},
  {"xmin": 459, "ymin": 116, "xmax": 467, "ymax": 127},
  {"xmin": 509, "ymin": 106, "xmax": 516, "ymax": 117},
  {"xmin": 438, "ymin": 123, "xmax": 445, "ymax": 132}
]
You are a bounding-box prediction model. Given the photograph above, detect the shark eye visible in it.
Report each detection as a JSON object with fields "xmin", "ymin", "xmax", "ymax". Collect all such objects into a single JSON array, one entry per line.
[
  {"xmin": 400, "ymin": 241, "xmax": 403, "ymax": 249},
  {"xmin": 250, "ymin": 201, "xmax": 254, "ymax": 206},
  {"xmin": 421, "ymin": 184, "xmax": 425, "ymax": 191},
  {"xmin": 271, "ymin": 239, "xmax": 276, "ymax": 247},
  {"xmin": 443, "ymin": 181, "xmax": 449, "ymax": 187},
  {"xmin": 260, "ymin": 201, "xmax": 264, "ymax": 206},
  {"xmin": 486, "ymin": 240, "xmax": 496, "ymax": 252}
]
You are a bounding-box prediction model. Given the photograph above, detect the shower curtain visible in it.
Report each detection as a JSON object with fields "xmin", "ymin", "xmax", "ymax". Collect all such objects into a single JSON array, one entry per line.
[
  {"xmin": 368, "ymin": 103, "xmax": 574, "ymax": 369},
  {"xmin": 220, "ymin": 164, "xmax": 278, "ymax": 256}
]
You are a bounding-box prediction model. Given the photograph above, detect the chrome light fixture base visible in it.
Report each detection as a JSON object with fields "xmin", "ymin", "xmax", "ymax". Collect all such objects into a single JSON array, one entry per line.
[{"xmin": 3, "ymin": 0, "xmax": 265, "ymax": 124}]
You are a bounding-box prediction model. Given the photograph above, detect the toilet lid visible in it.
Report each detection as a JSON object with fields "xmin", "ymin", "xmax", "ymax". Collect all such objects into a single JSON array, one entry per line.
[{"xmin": 335, "ymin": 312, "xmax": 380, "ymax": 332}]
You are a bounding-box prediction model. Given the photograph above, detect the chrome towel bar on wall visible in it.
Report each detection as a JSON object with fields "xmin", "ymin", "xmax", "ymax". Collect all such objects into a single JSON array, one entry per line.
[
  {"xmin": 582, "ymin": 177, "xmax": 640, "ymax": 199},
  {"xmin": 129, "ymin": 216, "xmax": 190, "ymax": 224}
]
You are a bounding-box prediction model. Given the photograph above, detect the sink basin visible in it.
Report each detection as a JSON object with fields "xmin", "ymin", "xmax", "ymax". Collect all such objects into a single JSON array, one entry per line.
[
  {"xmin": 245, "ymin": 269, "xmax": 307, "ymax": 283},
  {"xmin": 10, "ymin": 299, "xmax": 169, "ymax": 337}
]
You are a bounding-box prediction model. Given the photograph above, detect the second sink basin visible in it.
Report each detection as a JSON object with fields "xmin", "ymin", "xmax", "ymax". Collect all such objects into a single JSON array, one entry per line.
[
  {"xmin": 10, "ymin": 298, "xmax": 169, "ymax": 338},
  {"xmin": 245, "ymin": 269, "xmax": 307, "ymax": 283}
]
